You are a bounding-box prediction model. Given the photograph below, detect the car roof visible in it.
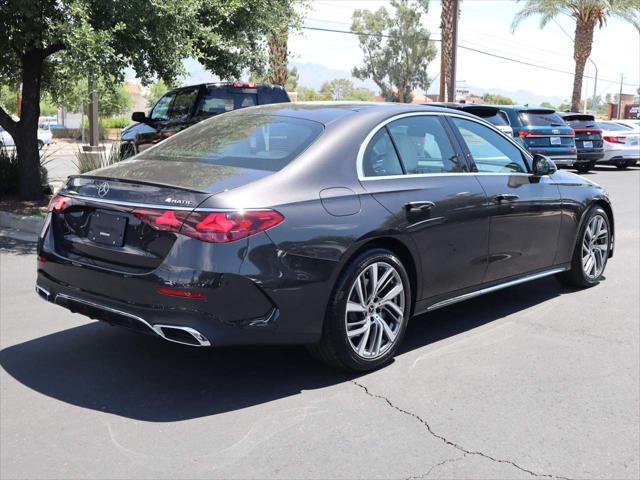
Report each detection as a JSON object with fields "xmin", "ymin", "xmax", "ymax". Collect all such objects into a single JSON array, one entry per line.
[
  {"xmin": 226, "ymin": 101, "xmax": 480, "ymax": 126},
  {"xmin": 166, "ymin": 82, "xmax": 287, "ymax": 93}
]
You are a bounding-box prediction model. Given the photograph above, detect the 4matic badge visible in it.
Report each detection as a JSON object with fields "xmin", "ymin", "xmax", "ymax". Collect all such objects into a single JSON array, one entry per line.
[{"xmin": 165, "ymin": 197, "xmax": 194, "ymax": 206}]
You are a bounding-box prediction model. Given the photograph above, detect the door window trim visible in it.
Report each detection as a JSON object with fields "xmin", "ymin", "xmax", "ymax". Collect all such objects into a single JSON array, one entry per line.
[{"xmin": 357, "ymin": 111, "xmax": 534, "ymax": 180}]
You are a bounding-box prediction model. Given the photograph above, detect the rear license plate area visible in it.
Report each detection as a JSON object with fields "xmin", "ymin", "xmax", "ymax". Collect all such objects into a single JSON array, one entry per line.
[
  {"xmin": 583, "ymin": 141, "xmax": 593, "ymax": 148},
  {"xmin": 88, "ymin": 211, "xmax": 127, "ymax": 247},
  {"xmin": 550, "ymin": 136, "xmax": 561, "ymax": 145}
]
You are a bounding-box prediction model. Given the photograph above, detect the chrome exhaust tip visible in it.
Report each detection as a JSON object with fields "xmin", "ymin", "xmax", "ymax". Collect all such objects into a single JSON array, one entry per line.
[
  {"xmin": 35, "ymin": 285, "xmax": 51, "ymax": 301},
  {"xmin": 153, "ymin": 324, "xmax": 211, "ymax": 347}
]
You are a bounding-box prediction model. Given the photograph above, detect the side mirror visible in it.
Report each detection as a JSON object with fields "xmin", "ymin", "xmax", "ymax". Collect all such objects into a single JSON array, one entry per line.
[
  {"xmin": 532, "ymin": 154, "xmax": 557, "ymax": 176},
  {"xmin": 131, "ymin": 112, "xmax": 148, "ymax": 123}
]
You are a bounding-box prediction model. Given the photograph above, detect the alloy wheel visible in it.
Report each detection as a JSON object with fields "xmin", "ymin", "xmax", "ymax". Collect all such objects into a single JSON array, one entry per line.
[
  {"xmin": 582, "ymin": 214, "xmax": 609, "ymax": 279},
  {"xmin": 344, "ymin": 261, "xmax": 405, "ymax": 359}
]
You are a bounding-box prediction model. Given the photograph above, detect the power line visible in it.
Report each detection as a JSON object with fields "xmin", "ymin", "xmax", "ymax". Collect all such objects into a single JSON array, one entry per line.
[{"xmin": 300, "ymin": 25, "xmax": 639, "ymax": 87}]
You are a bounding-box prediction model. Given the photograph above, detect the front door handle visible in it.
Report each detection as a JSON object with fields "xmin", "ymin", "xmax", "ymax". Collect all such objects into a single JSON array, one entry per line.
[
  {"xmin": 405, "ymin": 201, "xmax": 436, "ymax": 212},
  {"xmin": 492, "ymin": 194, "xmax": 519, "ymax": 203}
]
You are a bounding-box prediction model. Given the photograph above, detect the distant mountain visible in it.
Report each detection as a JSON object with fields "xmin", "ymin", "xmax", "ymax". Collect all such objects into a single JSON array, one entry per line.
[
  {"xmin": 291, "ymin": 62, "xmax": 378, "ymax": 92},
  {"xmin": 291, "ymin": 62, "xmax": 567, "ymax": 107}
]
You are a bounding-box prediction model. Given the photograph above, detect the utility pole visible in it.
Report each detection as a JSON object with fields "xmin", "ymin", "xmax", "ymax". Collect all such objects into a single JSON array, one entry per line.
[
  {"xmin": 589, "ymin": 58, "xmax": 598, "ymax": 116},
  {"xmin": 447, "ymin": 0, "xmax": 459, "ymax": 103},
  {"xmin": 617, "ymin": 74, "xmax": 624, "ymax": 119}
]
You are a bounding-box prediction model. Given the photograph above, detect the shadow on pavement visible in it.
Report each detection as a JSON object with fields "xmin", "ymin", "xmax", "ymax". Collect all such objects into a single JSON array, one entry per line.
[
  {"xmin": 0, "ymin": 236, "xmax": 37, "ymax": 255},
  {"xmin": 0, "ymin": 277, "xmax": 567, "ymax": 422}
]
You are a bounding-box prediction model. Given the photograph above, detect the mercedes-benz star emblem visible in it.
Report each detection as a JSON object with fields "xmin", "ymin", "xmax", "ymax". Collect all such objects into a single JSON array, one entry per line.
[{"xmin": 97, "ymin": 181, "xmax": 110, "ymax": 198}]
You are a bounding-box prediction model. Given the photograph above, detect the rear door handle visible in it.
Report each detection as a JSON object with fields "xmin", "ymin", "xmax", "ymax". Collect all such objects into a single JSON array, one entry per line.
[
  {"xmin": 492, "ymin": 194, "xmax": 519, "ymax": 202},
  {"xmin": 405, "ymin": 201, "xmax": 436, "ymax": 212}
]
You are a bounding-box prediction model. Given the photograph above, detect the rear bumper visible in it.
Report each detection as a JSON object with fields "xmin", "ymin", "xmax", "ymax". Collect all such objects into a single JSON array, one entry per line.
[
  {"xmin": 575, "ymin": 150, "xmax": 604, "ymax": 162},
  {"xmin": 37, "ymin": 228, "xmax": 333, "ymax": 347}
]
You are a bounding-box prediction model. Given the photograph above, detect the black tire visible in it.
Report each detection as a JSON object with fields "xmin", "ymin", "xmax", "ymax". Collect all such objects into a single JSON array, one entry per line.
[
  {"xmin": 307, "ymin": 248, "xmax": 412, "ymax": 371},
  {"xmin": 575, "ymin": 163, "xmax": 592, "ymax": 173},
  {"xmin": 557, "ymin": 206, "xmax": 611, "ymax": 288},
  {"xmin": 615, "ymin": 162, "xmax": 628, "ymax": 170}
]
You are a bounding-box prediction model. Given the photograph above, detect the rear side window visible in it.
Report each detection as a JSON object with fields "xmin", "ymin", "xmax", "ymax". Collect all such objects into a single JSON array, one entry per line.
[
  {"xmin": 518, "ymin": 110, "xmax": 565, "ymax": 126},
  {"xmin": 138, "ymin": 114, "xmax": 323, "ymax": 172},
  {"xmin": 452, "ymin": 117, "xmax": 528, "ymax": 173},
  {"xmin": 387, "ymin": 116, "xmax": 463, "ymax": 173},
  {"xmin": 196, "ymin": 88, "xmax": 258, "ymax": 116},
  {"xmin": 362, "ymin": 129, "xmax": 404, "ymax": 177}
]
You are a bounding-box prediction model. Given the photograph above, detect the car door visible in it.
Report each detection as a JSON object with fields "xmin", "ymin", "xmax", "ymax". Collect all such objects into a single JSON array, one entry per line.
[
  {"xmin": 359, "ymin": 113, "xmax": 490, "ymax": 301},
  {"xmin": 447, "ymin": 116, "xmax": 563, "ymax": 283}
]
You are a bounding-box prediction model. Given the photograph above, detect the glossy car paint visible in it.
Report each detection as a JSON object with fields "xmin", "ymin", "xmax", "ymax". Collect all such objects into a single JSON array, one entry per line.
[
  {"xmin": 560, "ymin": 113, "xmax": 605, "ymax": 163},
  {"xmin": 36, "ymin": 103, "xmax": 614, "ymax": 348}
]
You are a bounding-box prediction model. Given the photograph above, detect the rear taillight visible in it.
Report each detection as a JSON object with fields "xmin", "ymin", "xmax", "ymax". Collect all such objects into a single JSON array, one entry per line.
[
  {"xmin": 518, "ymin": 130, "xmax": 546, "ymax": 138},
  {"xmin": 232, "ymin": 81, "xmax": 257, "ymax": 89},
  {"xmin": 603, "ymin": 136, "xmax": 626, "ymax": 144},
  {"xmin": 182, "ymin": 210, "xmax": 284, "ymax": 243},
  {"xmin": 131, "ymin": 208, "xmax": 284, "ymax": 243},
  {"xmin": 47, "ymin": 194, "xmax": 73, "ymax": 212}
]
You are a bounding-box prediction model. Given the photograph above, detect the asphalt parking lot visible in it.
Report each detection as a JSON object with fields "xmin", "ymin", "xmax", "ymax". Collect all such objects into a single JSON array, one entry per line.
[{"xmin": 1, "ymin": 166, "xmax": 639, "ymax": 480}]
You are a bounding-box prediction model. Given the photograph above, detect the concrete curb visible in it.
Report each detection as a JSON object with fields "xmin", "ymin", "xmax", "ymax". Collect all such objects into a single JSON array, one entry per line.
[{"xmin": 0, "ymin": 211, "xmax": 44, "ymax": 235}]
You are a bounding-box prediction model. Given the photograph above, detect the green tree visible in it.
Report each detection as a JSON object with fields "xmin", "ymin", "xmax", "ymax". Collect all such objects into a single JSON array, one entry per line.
[
  {"xmin": 296, "ymin": 86, "xmax": 324, "ymax": 101},
  {"xmin": 512, "ymin": 0, "xmax": 640, "ymax": 113},
  {"xmin": 482, "ymin": 93, "xmax": 515, "ymax": 105},
  {"xmin": 320, "ymin": 79, "xmax": 355, "ymax": 100},
  {"xmin": 540, "ymin": 101, "xmax": 556, "ymax": 109},
  {"xmin": 0, "ymin": 0, "xmax": 305, "ymax": 200},
  {"xmin": 351, "ymin": 0, "xmax": 437, "ymax": 103}
]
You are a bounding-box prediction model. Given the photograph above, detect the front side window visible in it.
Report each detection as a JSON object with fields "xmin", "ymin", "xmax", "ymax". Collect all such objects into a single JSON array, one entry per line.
[
  {"xmin": 362, "ymin": 129, "xmax": 404, "ymax": 177},
  {"xmin": 388, "ymin": 116, "xmax": 463, "ymax": 174},
  {"xmin": 150, "ymin": 93, "xmax": 175, "ymax": 121},
  {"xmin": 169, "ymin": 88, "xmax": 199, "ymax": 122},
  {"xmin": 137, "ymin": 114, "xmax": 323, "ymax": 173},
  {"xmin": 451, "ymin": 117, "xmax": 528, "ymax": 173}
]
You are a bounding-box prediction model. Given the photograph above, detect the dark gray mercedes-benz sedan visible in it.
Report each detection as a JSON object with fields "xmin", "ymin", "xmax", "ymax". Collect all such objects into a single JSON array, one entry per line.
[{"xmin": 36, "ymin": 103, "xmax": 614, "ymax": 371}]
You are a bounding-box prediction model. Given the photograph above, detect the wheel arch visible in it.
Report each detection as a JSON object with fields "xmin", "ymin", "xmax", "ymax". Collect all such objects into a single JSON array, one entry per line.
[{"xmin": 339, "ymin": 236, "xmax": 420, "ymax": 315}]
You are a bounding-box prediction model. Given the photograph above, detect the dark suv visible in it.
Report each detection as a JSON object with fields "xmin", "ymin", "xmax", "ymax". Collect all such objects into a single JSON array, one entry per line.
[
  {"xmin": 498, "ymin": 106, "xmax": 578, "ymax": 167},
  {"xmin": 559, "ymin": 113, "xmax": 604, "ymax": 173},
  {"xmin": 120, "ymin": 82, "xmax": 290, "ymax": 158}
]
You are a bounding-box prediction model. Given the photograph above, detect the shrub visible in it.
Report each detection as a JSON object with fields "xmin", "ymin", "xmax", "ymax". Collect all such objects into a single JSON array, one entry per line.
[
  {"xmin": 0, "ymin": 143, "xmax": 19, "ymax": 195},
  {"xmin": 101, "ymin": 117, "xmax": 132, "ymax": 129},
  {"xmin": 73, "ymin": 141, "xmax": 128, "ymax": 174}
]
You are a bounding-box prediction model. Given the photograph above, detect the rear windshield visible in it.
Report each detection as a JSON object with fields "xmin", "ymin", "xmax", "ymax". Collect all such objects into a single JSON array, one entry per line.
[
  {"xmin": 596, "ymin": 122, "xmax": 634, "ymax": 131},
  {"xmin": 565, "ymin": 118, "xmax": 597, "ymax": 129},
  {"xmin": 518, "ymin": 110, "xmax": 566, "ymax": 127},
  {"xmin": 137, "ymin": 114, "xmax": 324, "ymax": 172},
  {"xmin": 196, "ymin": 88, "xmax": 258, "ymax": 116},
  {"xmin": 482, "ymin": 111, "xmax": 510, "ymax": 126}
]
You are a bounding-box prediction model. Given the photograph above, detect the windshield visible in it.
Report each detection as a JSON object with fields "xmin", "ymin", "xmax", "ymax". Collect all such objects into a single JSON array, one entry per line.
[
  {"xmin": 518, "ymin": 110, "xmax": 566, "ymax": 127},
  {"xmin": 137, "ymin": 114, "xmax": 324, "ymax": 172}
]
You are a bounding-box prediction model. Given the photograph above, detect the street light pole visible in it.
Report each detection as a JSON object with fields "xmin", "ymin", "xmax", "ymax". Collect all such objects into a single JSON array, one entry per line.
[{"xmin": 588, "ymin": 58, "xmax": 598, "ymax": 115}]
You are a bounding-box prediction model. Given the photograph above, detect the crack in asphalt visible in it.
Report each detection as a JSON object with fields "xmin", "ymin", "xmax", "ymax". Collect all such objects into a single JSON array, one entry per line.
[
  {"xmin": 406, "ymin": 454, "xmax": 466, "ymax": 480},
  {"xmin": 351, "ymin": 380, "xmax": 572, "ymax": 480}
]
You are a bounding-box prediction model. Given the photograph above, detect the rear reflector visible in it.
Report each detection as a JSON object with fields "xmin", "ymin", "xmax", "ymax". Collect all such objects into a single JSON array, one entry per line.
[
  {"xmin": 131, "ymin": 208, "xmax": 284, "ymax": 243},
  {"xmin": 157, "ymin": 287, "xmax": 207, "ymax": 299}
]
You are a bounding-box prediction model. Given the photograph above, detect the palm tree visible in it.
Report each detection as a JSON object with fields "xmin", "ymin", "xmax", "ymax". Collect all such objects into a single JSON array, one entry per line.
[
  {"xmin": 512, "ymin": 0, "xmax": 639, "ymax": 112},
  {"xmin": 439, "ymin": 0, "xmax": 457, "ymax": 101}
]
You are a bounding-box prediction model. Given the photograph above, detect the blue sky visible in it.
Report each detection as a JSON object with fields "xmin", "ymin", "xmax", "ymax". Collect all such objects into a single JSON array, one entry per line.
[{"xmin": 288, "ymin": 0, "xmax": 640, "ymax": 100}]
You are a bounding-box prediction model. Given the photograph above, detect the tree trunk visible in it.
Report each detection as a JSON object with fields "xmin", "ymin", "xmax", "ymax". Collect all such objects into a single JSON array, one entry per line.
[
  {"xmin": 571, "ymin": 19, "xmax": 595, "ymax": 112},
  {"xmin": 15, "ymin": 51, "xmax": 44, "ymax": 200},
  {"xmin": 268, "ymin": 29, "xmax": 289, "ymax": 87},
  {"xmin": 439, "ymin": 0, "xmax": 455, "ymax": 102}
]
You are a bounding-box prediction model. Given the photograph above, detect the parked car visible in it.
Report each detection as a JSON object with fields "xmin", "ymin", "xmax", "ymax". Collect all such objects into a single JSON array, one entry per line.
[
  {"xmin": 595, "ymin": 121, "xmax": 640, "ymax": 169},
  {"xmin": 37, "ymin": 103, "xmax": 614, "ymax": 371},
  {"xmin": 498, "ymin": 106, "xmax": 578, "ymax": 167},
  {"xmin": 607, "ymin": 119, "xmax": 640, "ymax": 131},
  {"xmin": 120, "ymin": 82, "xmax": 291, "ymax": 158},
  {"xmin": 428, "ymin": 103, "xmax": 513, "ymax": 136},
  {"xmin": 0, "ymin": 126, "xmax": 53, "ymax": 149},
  {"xmin": 559, "ymin": 113, "xmax": 604, "ymax": 173}
]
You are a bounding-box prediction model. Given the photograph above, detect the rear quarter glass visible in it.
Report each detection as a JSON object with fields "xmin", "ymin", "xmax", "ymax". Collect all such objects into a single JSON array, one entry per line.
[{"xmin": 137, "ymin": 114, "xmax": 324, "ymax": 178}]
